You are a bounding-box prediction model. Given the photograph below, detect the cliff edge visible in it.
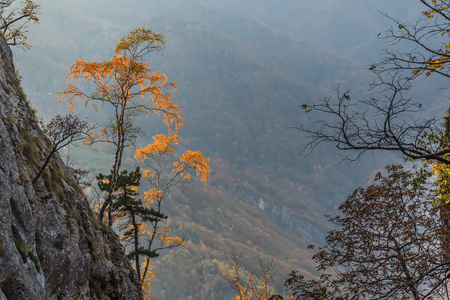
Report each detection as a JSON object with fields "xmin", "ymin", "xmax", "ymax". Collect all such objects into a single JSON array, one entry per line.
[{"xmin": 0, "ymin": 37, "xmax": 141, "ymax": 299}]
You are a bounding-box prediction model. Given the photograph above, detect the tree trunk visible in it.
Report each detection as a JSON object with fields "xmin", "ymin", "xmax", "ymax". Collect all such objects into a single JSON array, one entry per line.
[{"xmin": 32, "ymin": 146, "xmax": 57, "ymax": 184}]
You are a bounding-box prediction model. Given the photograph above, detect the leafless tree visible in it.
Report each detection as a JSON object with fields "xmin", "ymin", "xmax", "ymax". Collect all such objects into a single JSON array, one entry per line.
[
  {"xmin": 33, "ymin": 114, "xmax": 95, "ymax": 184},
  {"xmin": 297, "ymin": 72, "xmax": 450, "ymax": 164},
  {"xmin": 284, "ymin": 270, "xmax": 341, "ymax": 300},
  {"xmin": 297, "ymin": 0, "xmax": 450, "ymax": 164},
  {"xmin": 286, "ymin": 165, "xmax": 450, "ymax": 300}
]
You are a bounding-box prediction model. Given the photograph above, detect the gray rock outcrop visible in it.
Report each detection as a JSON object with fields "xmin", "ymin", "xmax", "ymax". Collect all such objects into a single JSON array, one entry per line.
[{"xmin": 0, "ymin": 36, "xmax": 141, "ymax": 299}]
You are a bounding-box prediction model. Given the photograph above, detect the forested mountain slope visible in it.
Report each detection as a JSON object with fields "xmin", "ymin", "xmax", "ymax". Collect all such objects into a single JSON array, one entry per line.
[{"xmin": 9, "ymin": 0, "xmax": 427, "ymax": 298}]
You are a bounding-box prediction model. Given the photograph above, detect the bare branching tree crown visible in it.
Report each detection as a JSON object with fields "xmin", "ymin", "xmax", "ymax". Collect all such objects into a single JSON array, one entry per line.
[
  {"xmin": 297, "ymin": 0, "xmax": 450, "ymax": 164},
  {"xmin": 33, "ymin": 114, "xmax": 95, "ymax": 184},
  {"xmin": 286, "ymin": 165, "xmax": 449, "ymax": 300}
]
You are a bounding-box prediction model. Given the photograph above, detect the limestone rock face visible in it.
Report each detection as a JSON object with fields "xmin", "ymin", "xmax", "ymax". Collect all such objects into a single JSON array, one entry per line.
[{"xmin": 0, "ymin": 37, "xmax": 141, "ymax": 299}]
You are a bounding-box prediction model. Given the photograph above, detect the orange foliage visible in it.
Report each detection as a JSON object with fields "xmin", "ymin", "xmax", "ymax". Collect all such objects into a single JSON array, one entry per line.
[
  {"xmin": 176, "ymin": 150, "xmax": 211, "ymax": 183},
  {"xmin": 55, "ymin": 55, "xmax": 183, "ymax": 132},
  {"xmin": 141, "ymin": 258, "xmax": 156, "ymax": 300},
  {"xmin": 143, "ymin": 188, "xmax": 162, "ymax": 204},
  {"xmin": 1, "ymin": 0, "xmax": 39, "ymax": 49},
  {"xmin": 133, "ymin": 131, "xmax": 210, "ymax": 299},
  {"xmin": 135, "ymin": 134, "xmax": 181, "ymax": 160},
  {"xmin": 221, "ymin": 252, "xmax": 274, "ymax": 300},
  {"xmin": 135, "ymin": 136, "xmax": 210, "ymax": 184},
  {"xmin": 135, "ymin": 133, "xmax": 211, "ymax": 183},
  {"xmin": 55, "ymin": 27, "xmax": 184, "ymax": 134},
  {"xmin": 156, "ymin": 223, "xmax": 185, "ymax": 248},
  {"xmin": 115, "ymin": 27, "xmax": 165, "ymax": 57},
  {"xmin": 56, "ymin": 27, "xmax": 185, "ymax": 229}
]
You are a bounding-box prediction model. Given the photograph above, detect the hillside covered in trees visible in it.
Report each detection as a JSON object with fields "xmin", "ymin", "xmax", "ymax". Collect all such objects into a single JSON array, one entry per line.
[{"xmin": 1, "ymin": 0, "xmax": 447, "ymax": 299}]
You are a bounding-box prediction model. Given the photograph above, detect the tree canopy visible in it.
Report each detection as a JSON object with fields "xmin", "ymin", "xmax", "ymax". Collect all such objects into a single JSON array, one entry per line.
[
  {"xmin": 286, "ymin": 165, "xmax": 449, "ymax": 300},
  {"xmin": 0, "ymin": 0, "xmax": 39, "ymax": 49},
  {"xmin": 56, "ymin": 27, "xmax": 183, "ymax": 225}
]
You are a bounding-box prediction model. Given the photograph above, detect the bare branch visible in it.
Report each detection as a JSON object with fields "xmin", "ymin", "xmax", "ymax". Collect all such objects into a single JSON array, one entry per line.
[
  {"xmin": 296, "ymin": 72, "xmax": 450, "ymax": 164},
  {"xmin": 33, "ymin": 114, "xmax": 96, "ymax": 184}
]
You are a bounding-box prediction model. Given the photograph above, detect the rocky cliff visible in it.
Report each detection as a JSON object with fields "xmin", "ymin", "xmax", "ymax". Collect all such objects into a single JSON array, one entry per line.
[{"xmin": 0, "ymin": 37, "xmax": 142, "ymax": 299}]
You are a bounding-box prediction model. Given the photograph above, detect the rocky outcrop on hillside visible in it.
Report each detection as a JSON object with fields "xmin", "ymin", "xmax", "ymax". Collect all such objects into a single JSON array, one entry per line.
[
  {"xmin": 218, "ymin": 183, "xmax": 326, "ymax": 243},
  {"xmin": 0, "ymin": 37, "xmax": 141, "ymax": 299}
]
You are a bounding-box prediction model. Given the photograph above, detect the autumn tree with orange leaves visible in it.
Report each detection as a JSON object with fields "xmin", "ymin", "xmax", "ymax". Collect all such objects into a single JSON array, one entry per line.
[
  {"xmin": 56, "ymin": 27, "xmax": 183, "ymax": 226},
  {"xmin": 221, "ymin": 250, "xmax": 283, "ymax": 300},
  {"xmin": 95, "ymin": 132, "xmax": 210, "ymax": 298},
  {"xmin": 56, "ymin": 27, "xmax": 210, "ymax": 299},
  {"xmin": 0, "ymin": 0, "xmax": 39, "ymax": 49},
  {"xmin": 134, "ymin": 133, "xmax": 210, "ymax": 297}
]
